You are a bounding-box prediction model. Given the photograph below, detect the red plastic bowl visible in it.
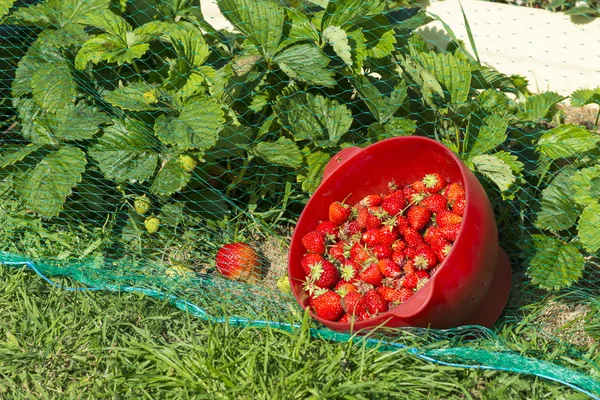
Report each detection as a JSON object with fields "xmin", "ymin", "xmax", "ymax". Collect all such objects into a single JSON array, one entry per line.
[{"xmin": 288, "ymin": 136, "xmax": 512, "ymax": 331}]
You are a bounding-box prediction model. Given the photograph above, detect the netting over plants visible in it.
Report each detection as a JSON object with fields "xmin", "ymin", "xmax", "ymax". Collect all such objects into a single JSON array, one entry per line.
[{"xmin": 0, "ymin": 0, "xmax": 599, "ymax": 397}]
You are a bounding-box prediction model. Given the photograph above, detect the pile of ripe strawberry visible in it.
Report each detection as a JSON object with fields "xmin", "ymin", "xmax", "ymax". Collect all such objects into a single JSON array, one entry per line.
[{"xmin": 300, "ymin": 173, "xmax": 466, "ymax": 323}]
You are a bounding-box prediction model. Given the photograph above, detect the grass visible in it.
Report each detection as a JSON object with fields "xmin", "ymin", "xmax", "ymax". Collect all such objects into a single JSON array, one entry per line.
[{"xmin": 0, "ymin": 264, "xmax": 593, "ymax": 399}]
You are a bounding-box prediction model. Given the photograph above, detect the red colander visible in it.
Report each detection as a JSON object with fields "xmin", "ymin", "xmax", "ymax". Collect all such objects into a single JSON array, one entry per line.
[{"xmin": 288, "ymin": 136, "xmax": 512, "ymax": 331}]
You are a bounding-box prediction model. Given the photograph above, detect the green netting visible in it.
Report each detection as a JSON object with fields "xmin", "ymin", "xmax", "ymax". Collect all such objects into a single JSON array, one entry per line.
[{"xmin": 0, "ymin": 0, "xmax": 599, "ymax": 397}]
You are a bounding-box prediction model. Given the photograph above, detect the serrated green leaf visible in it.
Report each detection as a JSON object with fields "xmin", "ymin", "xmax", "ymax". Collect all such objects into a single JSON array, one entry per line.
[
  {"xmin": 77, "ymin": 8, "xmax": 130, "ymax": 36},
  {"xmin": 255, "ymin": 138, "xmax": 303, "ymax": 169},
  {"xmin": 0, "ymin": 0, "xmax": 15, "ymax": 17},
  {"xmin": 525, "ymin": 235, "xmax": 584, "ymax": 290},
  {"xmin": 352, "ymin": 75, "xmax": 407, "ymax": 123},
  {"xmin": 273, "ymin": 43, "xmax": 336, "ymax": 87},
  {"xmin": 160, "ymin": 202, "xmax": 185, "ymax": 227},
  {"xmin": 14, "ymin": 98, "xmax": 54, "ymax": 145},
  {"xmin": 471, "ymin": 153, "xmax": 515, "ymax": 193},
  {"xmin": 155, "ymin": 96, "xmax": 224, "ymax": 151},
  {"xmin": 13, "ymin": 41, "xmax": 64, "ymax": 97},
  {"xmin": 274, "ymin": 91, "xmax": 352, "ymax": 147},
  {"xmin": 76, "ymin": 33, "xmax": 150, "ymax": 69},
  {"xmin": 10, "ymin": 0, "xmax": 111, "ymax": 27},
  {"xmin": 104, "ymin": 82, "xmax": 161, "ymax": 111},
  {"xmin": 578, "ymin": 202, "xmax": 600, "ymax": 253},
  {"xmin": 322, "ymin": 26, "xmax": 352, "ymax": 66},
  {"xmin": 354, "ymin": 14, "xmax": 395, "ymax": 59},
  {"xmin": 90, "ymin": 119, "xmax": 158, "ymax": 184},
  {"xmin": 347, "ymin": 28, "xmax": 366, "ymax": 71},
  {"xmin": 570, "ymin": 87, "xmax": 600, "ymax": 107},
  {"xmin": 217, "ymin": 0, "xmax": 284, "ymax": 58},
  {"xmin": 475, "ymin": 89, "xmax": 513, "ymax": 114},
  {"xmin": 298, "ymin": 150, "xmax": 329, "ymax": 193},
  {"xmin": 34, "ymin": 23, "xmax": 89, "ymax": 49},
  {"xmin": 284, "ymin": 7, "xmax": 319, "ymax": 46},
  {"xmin": 569, "ymin": 165, "xmax": 600, "ymax": 207},
  {"xmin": 14, "ymin": 146, "xmax": 87, "ymax": 218},
  {"xmin": 467, "ymin": 114, "xmax": 508, "ymax": 156},
  {"xmin": 167, "ymin": 29, "xmax": 211, "ymax": 91},
  {"xmin": 391, "ymin": 10, "xmax": 433, "ymax": 32},
  {"xmin": 471, "ymin": 65, "xmax": 518, "ymax": 93},
  {"xmin": 519, "ymin": 92, "xmax": 565, "ymax": 121},
  {"xmin": 322, "ymin": 0, "xmax": 385, "ymax": 29},
  {"xmin": 537, "ymin": 124, "xmax": 599, "ymax": 160},
  {"xmin": 417, "ymin": 51, "xmax": 472, "ymax": 104},
  {"xmin": 368, "ymin": 117, "xmax": 416, "ymax": 141},
  {"xmin": 0, "ymin": 144, "xmax": 41, "ymax": 169},
  {"xmin": 565, "ymin": 5, "xmax": 599, "ymax": 16},
  {"xmin": 31, "ymin": 58, "xmax": 76, "ymax": 112},
  {"xmin": 535, "ymin": 168, "xmax": 581, "ymax": 231},
  {"xmin": 150, "ymin": 157, "xmax": 192, "ymax": 196},
  {"xmin": 37, "ymin": 104, "xmax": 109, "ymax": 142}
]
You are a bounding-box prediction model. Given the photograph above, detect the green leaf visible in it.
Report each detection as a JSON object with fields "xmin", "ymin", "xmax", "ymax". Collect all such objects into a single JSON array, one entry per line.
[
  {"xmin": 90, "ymin": 119, "xmax": 159, "ymax": 184},
  {"xmin": 14, "ymin": 98, "xmax": 55, "ymax": 145},
  {"xmin": 150, "ymin": 157, "xmax": 192, "ymax": 197},
  {"xmin": 155, "ymin": 96, "xmax": 224, "ymax": 151},
  {"xmin": 471, "ymin": 153, "xmax": 516, "ymax": 194},
  {"xmin": 354, "ymin": 14, "xmax": 395, "ymax": 59},
  {"xmin": 471, "ymin": 65, "xmax": 517, "ymax": 93},
  {"xmin": 467, "ymin": 114, "xmax": 508, "ymax": 156},
  {"xmin": 416, "ymin": 51, "xmax": 472, "ymax": 104},
  {"xmin": 160, "ymin": 202, "xmax": 185, "ymax": 227},
  {"xmin": 322, "ymin": 0, "xmax": 385, "ymax": 29},
  {"xmin": 255, "ymin": 138, "xmax": 303, "ymax": 169},
  {"xmin": 36, "ymin": 104, "xmax": 109, "ymax": 142},
  {"xmin": 298, "ymin": 150, "xmax": 329, "ymax": 193},
  {"xmin": 475, "ymin": 89, "xmax": 513, "ymax": 114},
  {"xmin": 570, "ymin": 87, "xmax": 600, "ymax": 107},
  {"xmin": 14, "ymin": 146, "xmax": 87, "ymax": 218},
  {"xmin": 77, "ymin": 8, "xmax": 131, "ymax": 36},
  {"xmin": 0, "ymin": 144, "xmax": 41, "ymax": 169},
  {"xmin": 322, "ymin": 26, "xmax": 352, "ymax": 66},
  {"xmin": 31, "ymin": 58, "xmax": 76, "ymax": 112},
  {"xmin": 167, "ymin": 29, "xmax": 211, "ymax": 91},
  {"xmin": 535, "ymin": 168, "xmax": 581, "ymax": 232},
  {"xmin": 10, "ymin": 0, "xmax": 111, "ymax": 27},
  {"xmin": 368, "ymin": 117, "xmax": 417, "ymax": 141},
  {"xmin": 537, "ymin": 124, "xmax": 599, "ymax": 160},
  {"xmin": 569, "ymin": 165, "xmax": 600, "ymax": 207},
  {"xmin": 524, "ymin": 235, "xmax": 585, "ymax": 290},
  {"xmin": 76, "ymin": 34, "xmax": 149, "ymax": 69},
  {"xmin": 274, "ymin": 92, "xmax": 352, "ymax": 147},
  {"xmin": 285, "ymin": 8, "xmax": 319, "ymax": 46},
  {"xmin": 104, "ymin": 82, "xmax": 161, "ymax": 111},
  {"xmin": 519, "ymin": 92, "xmax": 564, "ymax": 121},
  {"xmin": 217, "ymin": 0, "xmax": 284, "ymax": 58},
  {"xmin": 352, "ymin": 76, "xmax": 407, "ymax": 123},
  {"xmin": 578, "ymin": 202, "xmax": 600, "ymax": 253},
  {"xmin": 564, "ymin": 6, "xmax": 599, "ymax": 16},
  {"xmin": 273, "ymin": 44, "xmax": 336, "ymax": 87},
  {"xmin": 0, "ymin": 0, "xmax": 15, "ymax": 17}
]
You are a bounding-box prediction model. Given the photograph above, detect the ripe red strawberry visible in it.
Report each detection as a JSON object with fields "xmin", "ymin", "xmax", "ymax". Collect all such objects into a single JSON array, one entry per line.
[
  {"xmin": 335, "ymin": 280, "xmax": 358, "ymax": 295},
  {"xmin": 436, "ymin": 243, "xmax": 453, "ymax": 262},
  {"xmin": 316, "ymin": 221, "xmax": 339, "ymax": 239},
  {"xmin": 362, "ymin": 229, "xmax": 379, "ymax": 247},
  {"xmin": 422, "ymin": 173, "xmax": 445, "ymax": 194},
  {"xmin": 362, "ymin": 289, "xmax": 388, "ymax": 315},
  {"xmin": 390, "ymin": 287, "xmax": 414, "ymax": 305},
  {"xmin": 359, "ymin": 263, "xmax": 384, "ymax": 287},
  {"xmin": 382, "ymin": 191, "xmax": 406, "ymax": 216},
  {"xmin": 443, "ymin": 182, "xmax": 465, "ymax": 206},
  {"xmin": 403, "ymin": 260, "xmax": 417, "ymax": 274},
  {"xmin": 403, "ymin": 185, "xmax": 426, "ymax": 205},
  {"xmin": 378, "ymin": 258, "xmax": 401, "ymax": 278},
  {"xmin": 376, "ymin": 226, "xmax": 398, "ymax": 247},
  {"xmin": 373, "ymin": 244, "xmax": 393, "ymax": 260},
  {"xmin": 301, "ymin": 253, "xmax": 324, "ymax": 275},
  {"xmin": 395, "ymin": 216, "xmax": 410, "ymax": 232},
  {"xmin": 360, "ymin": 194, "xmax": 382, "ymax": 207},
  {"xmin": 342, "ymin": 291, "xmax": 366, "ymax": 315},
  {"xmin": 436, "ymin": 211, "xmax": 463, "ymax": 227},
  {"xmin": 413, "ymin": 244, "xmax": 438, "ymax": 270},
  {"xmin": 430, "ymin": 235, "xmax": 451, "ymax": 253},
  {"xmin": 329, "ymin": 201, "xmax": 352, "ymax": 225},
  {"xmin": 310, "ymin": 289, "xmax": 344, "ymax": 321},
  {"xmin": 215, "ymin": 242, "xmax": 262, "ymax": 282},
  {"xmin": 392, "ymin": 239, "xmax": 407, "ymax": 252},
  {"xmin": 339, "ymin": 260, "xmax": 362, "ymax": 282},
  {"xmin": 357, "ymin": 205, "xmax": 370, "ymax": 229},
  {"xmin": 416, "ymin": 270, "xmax": 430, "ymax": 280},
  {"xmin": 423, "ymin": 226, "xmax": 439, "ymax": 245},
  {"xmin": 421, "ymin": 194, "xmax": 448, "ymax": 214},
  {"xmin": 366, "ymin": 206, "xmax": 387, "ymax": 229},
  {"xmin": 404, "ymin": 247, "xmax": 416, "ymax": 259},
  {"xmin": 309, "ymin": 259, "xmax": 340, "ymax": 288},
  {"xmin": 407, "ymin": 206, "xmax": 431, "ymax": 231},
  {"xmin": 412, "ymin": 180, "xmax": 427, "ymax": 193},
  {"xmin": 377, "ymin": 285, "xmax": 398, "ymax": 303},
  {"xmin": 438, "ymin": 223, "xmax": 461, "ymax": 241},
  {"xmin": 302, "ymin": 231, "xmax": 326, "ymax": 254},
  {"xmin": 392, "ymin": 250, "xmax": 406, "ymax": 266},
  {"xmin": 345, "ymin": 220, "xmax": 361, "ymax": 236},
  {"xmin": 452, "ymin": 198, "xmax": 466, "ymax": 216},
  {"xmin": 350, "ymin": 243, "xmax": 371, "ymax": 265},
  {"xmin": 401, "ymin": 273, "xmax": 419, "ymax": 289},
  {"xmin": 402, "ymin": 227, "xmax": 424, "ymax": 248},
  {"xmin": 329, "ymin": 240, "xmax": 349, "ymax": 263},
  {"xmin": 339, "ymin": 313, "xmax": 353, "ymax": 323}
]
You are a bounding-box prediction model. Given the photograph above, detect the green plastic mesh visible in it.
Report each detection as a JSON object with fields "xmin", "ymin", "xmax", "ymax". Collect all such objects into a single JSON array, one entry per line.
[{"xmin": 0, "ymin": 0, "xmax": 599, "ymax": 397}]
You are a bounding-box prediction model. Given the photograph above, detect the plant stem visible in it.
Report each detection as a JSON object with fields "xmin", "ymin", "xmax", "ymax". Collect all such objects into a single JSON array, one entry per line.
[{"xmin": 226, "ymin": 158, "xmax": 252, "ymax": 196}]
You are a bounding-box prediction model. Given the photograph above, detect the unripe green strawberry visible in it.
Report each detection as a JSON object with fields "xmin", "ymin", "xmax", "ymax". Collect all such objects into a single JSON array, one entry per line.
[
  {"xmin": 276, "ymin": 275, "xmax": 291, "ymax": 294},
  {"xmin": 165, "ymin": 263, "xmax": 196, "ymax": 278},
  {"xmin": 179, "ymin": 154, "xmax": 198, "ymax": 172},
  {"xmin": 144, "ymin": 216, "xmax": 160, "ymax": 234},
  {"xmin": 134, "ymin": 195, "xmax": 152, "ymax": 215}
]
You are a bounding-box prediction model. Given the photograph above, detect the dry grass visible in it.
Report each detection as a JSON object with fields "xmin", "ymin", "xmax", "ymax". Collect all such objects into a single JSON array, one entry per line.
[{"xmin": 558, "ymin": 103, "xmax": 600, "ymax": 132}]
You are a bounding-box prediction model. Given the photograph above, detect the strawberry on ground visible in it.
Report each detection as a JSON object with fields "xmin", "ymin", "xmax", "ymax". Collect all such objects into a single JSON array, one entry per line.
[
  {"xmin": 301, "ymin": 253, "xmax": 324, "ymax": 275},
  {"xmin": 310, "ymin": 289, "xmax": 344, "ymax": 321},
  {"xmin": 329, "ymin": 201, "xmax": 352, "ymax": 225},
  {"xmin": 216, "ymin": 242, "xmax": 262, "ymax": 282},
  {"xmin": 302, "ymin": 231, "xmax": 326, "ymax": 254}
]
